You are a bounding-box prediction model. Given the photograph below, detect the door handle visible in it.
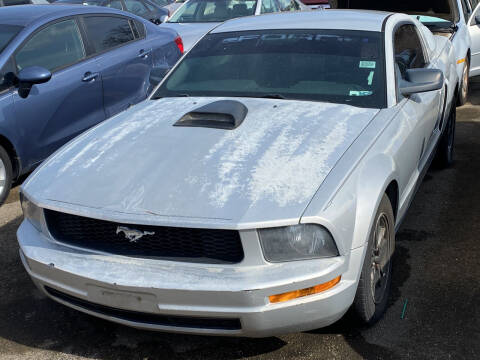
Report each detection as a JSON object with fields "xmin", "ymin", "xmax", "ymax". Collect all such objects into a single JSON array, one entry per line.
[
  {"xmin": 82, "ymin": 72, "xmax": 99, "ymax": 82},
  {"xmin": 138, "ymin": 49, "xmax": 151, "ymax": 58}
]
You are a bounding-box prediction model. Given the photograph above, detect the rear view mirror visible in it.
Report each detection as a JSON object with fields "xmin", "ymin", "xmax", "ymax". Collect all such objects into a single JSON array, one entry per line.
[
  {"xmin": 399, "ymin": 68, "xmax": 444, "ymax": 97},
  {"xmin": 17, "ymin": 66, "xmax": 52, "ymax": 98}
]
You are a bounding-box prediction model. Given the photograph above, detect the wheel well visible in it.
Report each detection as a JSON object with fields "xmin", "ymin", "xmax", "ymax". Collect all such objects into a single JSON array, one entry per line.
[
  {"xmin": 385, "ymin": 181, "xmax": 399, "ymax": 220},
  {"xmin": 467, "ymin": 49, "xmax": 471, "ymax": 63},
  {"xmin": 0, "ymin": 135, "xmax": 19, "ymax": 179}
]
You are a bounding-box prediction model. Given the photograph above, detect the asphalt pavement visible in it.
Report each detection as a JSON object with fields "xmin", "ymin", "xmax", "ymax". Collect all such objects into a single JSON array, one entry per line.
[{"xmin": 1, "ymin": 81, "xmax": 480, "ymax": 360}]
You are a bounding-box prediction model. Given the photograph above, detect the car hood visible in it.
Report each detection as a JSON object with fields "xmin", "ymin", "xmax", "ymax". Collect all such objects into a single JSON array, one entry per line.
[
  {"xmin": 24, "ymin": 97, "xmax": 378, "ymax": 228},
  {"xmin": 160, "ymin": 22, "xmax": 219, "ymax": 51}
]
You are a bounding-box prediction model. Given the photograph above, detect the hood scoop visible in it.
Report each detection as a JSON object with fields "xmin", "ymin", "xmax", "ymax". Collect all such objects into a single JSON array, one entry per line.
[{"xmin": 174, "ymin": 100, "xmax": 248, "ymax": 130}]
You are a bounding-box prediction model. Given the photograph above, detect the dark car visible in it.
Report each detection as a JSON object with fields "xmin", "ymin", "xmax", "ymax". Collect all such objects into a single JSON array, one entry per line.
[
  {"xmin": 0, "ymin": 5, "xmax": 183, "ymax": 204},
  {"xmin": 55, "ymin": 0, "xmax": 170, "ymax": 24}
]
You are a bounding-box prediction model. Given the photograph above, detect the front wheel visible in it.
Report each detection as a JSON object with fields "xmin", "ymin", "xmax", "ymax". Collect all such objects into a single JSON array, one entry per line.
[
  {"xmin": 458, "ymin": 58, "xmax": 470, "ymax": 106},
  {"xmin": 0, "ymin": 145, "xmax": 13, "ymax": 206},
  {"xmin": 434, "ymin": 103, "xmax": 456, "ymax": 168},
  {"xmin": 354, "ymin": 194, "xmax": 394, "ymax": 325}
]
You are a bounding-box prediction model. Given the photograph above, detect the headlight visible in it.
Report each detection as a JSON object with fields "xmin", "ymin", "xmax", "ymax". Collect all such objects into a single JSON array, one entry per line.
[
  {"xmin": 258, "ymin": 224, "xmax": 339, "ymax": 262},
  {"xmin": 20, "ymin": 193, "xmax": 44, "ymax": 233}
]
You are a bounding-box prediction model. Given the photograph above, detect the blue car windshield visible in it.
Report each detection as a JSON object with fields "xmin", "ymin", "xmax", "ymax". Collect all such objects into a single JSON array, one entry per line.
[
  {"xmin": 153, "ymin": 30, "xmax": 387, "ymax": 109},
  {"xmin": 168, "ymin": 0, "xmax": 257, "ymax": 23},
  {"xmin": 0, "ymin": 25, "xmax": 23, "ymax": 53}
]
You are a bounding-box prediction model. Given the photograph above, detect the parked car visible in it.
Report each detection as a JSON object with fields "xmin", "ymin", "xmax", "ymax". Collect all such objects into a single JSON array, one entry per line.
[
  {"xmin": 0, "ymin": 5, "xmax": 182, "ymax": 204},
  {"xmin": 54, "ymin": 0, "xmax": 170, "ymax": 24},
  {"xmin": 18, "ymin": 10, "xmax": 458, "ymax": 336},
  {"xmin": 329, "ymin": 0, "xmax": 478, "ymax": 105},
  {"xmin": 161, "ymin": 0, "xmax": 309, "ymax": 51}
]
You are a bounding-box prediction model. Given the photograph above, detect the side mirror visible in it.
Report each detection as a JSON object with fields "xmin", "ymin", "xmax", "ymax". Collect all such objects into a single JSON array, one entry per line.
[
  {"xmin": 149, "ymin": 66, "xmax": 171, "ymax": 87},
  {"xmin": 160, "ymin": 15, "xmax": 169, "ymax": 23},
  {"xmin": 17, "ymin": 66, "xmax": 51, "ymax": 98},
  {"xmin": 399, "ymin": 68, "xmax": 444, "ymax": 97}
]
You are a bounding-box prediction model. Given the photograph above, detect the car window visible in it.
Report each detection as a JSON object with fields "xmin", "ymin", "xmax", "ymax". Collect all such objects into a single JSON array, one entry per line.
[
  {"xmin": 261, "ymin": 0, "xmax": 280, "ymax": 13},
  {"xmin": 168, "ymin": 0, "xmax": 258, "ymax": 23},
  {"xmin": 107, "ymin": 0, "xmax": 123, "ymax": 9},
  {"xmin": 3, "ymin": 0, "xmax": 31, "ymax": 5},
  {"xmin": 124, "ymin": 0, "xmax": 149, "ymax": 15},
  {"xmin": 0, "ymin": 24, "xmax": 23, "ymax": 53},
  {"xmin": 83, "ymin": 16, "xmax": 136, "ymax": 54},
  {"xmin": 277, "ymin": 0, "xmax": 299, "ymax": 11},
  {"xmin": 153, "ymin": 29, "xmax": 387, "ymax": 108},
  {"xmin": 0, "ymin": 59, "xmax": 16, "ymax": 93},
  {"xmin": 394, "ymin": 24, "xmax": 427, "ymax": 79},
  {"xmin": 15, "ymin": 20, "xmax": 85, "ymax": 72}
]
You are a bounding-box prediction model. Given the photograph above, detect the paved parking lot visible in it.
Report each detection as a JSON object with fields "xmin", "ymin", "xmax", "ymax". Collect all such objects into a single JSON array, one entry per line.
[{"xmin": 1, "ymin": 82, "xmax": 480, "ymax": 360}]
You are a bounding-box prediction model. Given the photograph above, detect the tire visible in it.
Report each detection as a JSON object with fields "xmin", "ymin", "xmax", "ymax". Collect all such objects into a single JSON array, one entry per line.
[
  {"xmin": 434, "ymin": 103, "xmax": 456, "ymax": 168},
  {"xmin": 354, "ymin": 194, "xmax": 394, "ymax": 325},
  {"xmin": 0, "ymin": 145, "xmax": 13, "ymax": 206},
  {"xmin": 457, "ymin": 58, "xmax": 470, "ymax": 106}
]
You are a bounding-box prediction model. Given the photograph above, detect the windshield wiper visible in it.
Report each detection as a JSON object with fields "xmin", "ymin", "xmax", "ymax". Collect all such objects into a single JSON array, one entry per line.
[{"xmin": 258, "ymin": 94, "xmax": 288, "ymax": 99}]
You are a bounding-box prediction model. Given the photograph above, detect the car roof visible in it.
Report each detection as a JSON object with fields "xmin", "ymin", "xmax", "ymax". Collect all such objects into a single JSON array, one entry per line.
[
  {"xmin": 212, "ymin": 9, "xmax": 393, "ymax": 34},
  {"xmin": 0, "ymin": 4, "xmax": 129, "ymax": 27}
]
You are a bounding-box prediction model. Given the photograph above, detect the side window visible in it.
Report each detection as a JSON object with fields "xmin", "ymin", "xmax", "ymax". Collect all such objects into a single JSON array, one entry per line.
[
  {"xmin": 124, "ymin": 0, "xmax": 149, "ymax": 16},
  {"xmin": 0, "ymin": 59, "xmax": 16, "ymax": 93},
  {"xmin": 83, "ymin": 16, "xmax": 136, "ymax": 54},
  {"xmin": 394, "ymin": 24, "xmax": 427, "ymax": 79},
  {"xmin": 107, "ymin": 0, "xmax": 123, "ymax": 9},
  {"xmin": 277, "ymin": 0, "xmax": 299, "ymax": 11},
  {"xmin": 261, "ymin": 0, "xmax": 280, "ymax": 14},
  {"xmin": 15, "ymin": 20, "xmax": 85, "ymax": 73},
  {"xmin": 134, "ymin": 20, "xmax": 146, "ymax": 38}
]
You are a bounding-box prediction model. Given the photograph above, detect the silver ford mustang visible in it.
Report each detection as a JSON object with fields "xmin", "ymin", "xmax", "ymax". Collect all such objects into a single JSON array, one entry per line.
[{"xmin": 18, "ymin": 10, "xmax": 458, "ymax": 336}]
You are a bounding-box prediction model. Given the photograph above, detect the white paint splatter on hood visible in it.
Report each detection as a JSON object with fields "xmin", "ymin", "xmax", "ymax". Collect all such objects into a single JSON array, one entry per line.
[{"xmin": 24, "ymin": 97, "xmax": 378, "ymax": 226}]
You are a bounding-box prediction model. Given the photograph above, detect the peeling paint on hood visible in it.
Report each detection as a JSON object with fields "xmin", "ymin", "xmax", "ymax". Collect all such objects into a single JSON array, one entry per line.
[{"xmin": 24, "ymin": 97, "xmax": 378, "ymax": 227}]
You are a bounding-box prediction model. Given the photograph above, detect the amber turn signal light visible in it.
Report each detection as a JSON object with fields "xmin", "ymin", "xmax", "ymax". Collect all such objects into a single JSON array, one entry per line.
[{"xmin": 269, "ymin": 276, "xmax": 341, "ymax": 304}]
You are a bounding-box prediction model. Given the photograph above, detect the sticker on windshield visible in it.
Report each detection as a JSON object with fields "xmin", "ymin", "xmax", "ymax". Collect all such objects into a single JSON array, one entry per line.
[
  {"xmin": 349, "ymin": 90, "xmax": 373, "ymax": 96},
  {"xmin": 359, "ymin": 61, "xmax": 376, "ymax": 69}
]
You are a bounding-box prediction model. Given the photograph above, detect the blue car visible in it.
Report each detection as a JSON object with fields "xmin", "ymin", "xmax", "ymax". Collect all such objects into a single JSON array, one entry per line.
[{"xmin": 0, "ymin": 5, "xmax": 183, "ymax": 204}]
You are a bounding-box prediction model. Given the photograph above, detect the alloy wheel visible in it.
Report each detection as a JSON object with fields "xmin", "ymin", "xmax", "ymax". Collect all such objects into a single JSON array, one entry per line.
[{"xmin": 370, "ymin": 213, "xmax": 392, "ymax": 304}]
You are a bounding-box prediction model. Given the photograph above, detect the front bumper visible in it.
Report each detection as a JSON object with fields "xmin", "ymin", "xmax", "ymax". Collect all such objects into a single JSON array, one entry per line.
[{"xmin": 18, "ymin": 220, "xmax": 364, "ymax": 337}]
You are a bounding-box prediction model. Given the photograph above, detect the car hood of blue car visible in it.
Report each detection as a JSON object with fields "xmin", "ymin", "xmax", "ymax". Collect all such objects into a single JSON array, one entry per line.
[{"xmin": 23, "ymin": 97, "xmax": 379, "ymax": 229}]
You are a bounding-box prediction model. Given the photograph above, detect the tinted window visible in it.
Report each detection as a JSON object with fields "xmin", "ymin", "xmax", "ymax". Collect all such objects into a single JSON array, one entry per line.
[
  {"xmin": 154, "ymin": 30, "xmax": 387, "ymax": 108},
  {"xmin": 277, "ymin": 0, "xmax": 299, "ymax": 11},
  {"xmin": 3, "ymin": 0, "xmax": 31, "ymax": 5},
  {"xmin": 107, "ymin": 0, "xmax": 123, "ymax": 9},
  {"xmin": 83, "ymin": 16, "xmax": 135, "ymax": 53},
  {"xmin": 124, "ymin": 0, "xmax": 149, "ymax": 15},
  {"xmin": 261, "ymin": 0, "xmax": 280, "ymax": 13},
  {"xmin": 394, "ymin": 24, "xmax": 427, "ymax": 78},
  {"xmin": 15, "ymin": 20, "xmax": 85, "ymax": 72},
  {"xmin": 0, "ymin": 24, "xmax": 23, "ymax": 53},
  {"xmin": 169, "ymin": 0, "xmax": 257, "ymax": 23}
]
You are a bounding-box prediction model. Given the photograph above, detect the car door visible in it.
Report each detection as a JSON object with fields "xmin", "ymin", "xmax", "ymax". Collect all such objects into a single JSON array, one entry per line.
[
  {"xmin": 81, "ymin": 15, "xmax": 153, "ymax": 118},
  {"xmin": 12, "ymin": 18, "xmax": 104, "ymax": 167},
  {"xmin": 468, "ymin": 1, "xmax": 480, "ymax": 76},
  {"xmin": 394, "ymin": 24, "xmax": 442, "ymax": 172}
]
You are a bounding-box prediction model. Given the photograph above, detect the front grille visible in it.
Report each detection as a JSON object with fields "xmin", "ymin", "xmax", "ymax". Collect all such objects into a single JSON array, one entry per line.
[
  {"xmin": 44, "ymin": 210, "xmax": 244, "ymax": 264},
  {"xmin": 45, "ymin": 286, "xmax": 242, "ymax": 331}
]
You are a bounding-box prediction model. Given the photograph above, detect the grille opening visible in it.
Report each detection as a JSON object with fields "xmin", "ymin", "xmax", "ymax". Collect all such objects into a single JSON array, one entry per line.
[
  {"xmin": 45, "ymin": 286, "xmax": 242, "ymax": 331},
  {"xmin": 44, "ymin": 210, "xmax": 244, "ymax": 264}
]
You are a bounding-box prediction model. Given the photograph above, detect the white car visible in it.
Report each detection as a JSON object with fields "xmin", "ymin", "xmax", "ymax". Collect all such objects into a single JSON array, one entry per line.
[
  {"xmin": 329, "ymin": 0, "xmax": 480, "ymax": 106},
  {"xmin": 18, "ymin": 10, "xmax": 457, "ymax": 336},
  {"xmin": 161, "ymin": 0, "xmax": 309, "ymax": 51}
]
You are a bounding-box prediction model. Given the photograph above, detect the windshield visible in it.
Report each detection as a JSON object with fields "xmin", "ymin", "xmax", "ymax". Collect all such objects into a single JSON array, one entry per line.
[
  {"xmin": 0, "ymin": 25, "xmax": 23, "ymax": 53},
  {"xmin": 331, "ymin": 0, "xmax": 459, "ymax": 23},
  {"xmin": 168, "ymin": 0, "xmax": 258, "ymax": 23},
  {"xmin": 153, "ymin": 30, "xmax": 386, "ymax": 108}
]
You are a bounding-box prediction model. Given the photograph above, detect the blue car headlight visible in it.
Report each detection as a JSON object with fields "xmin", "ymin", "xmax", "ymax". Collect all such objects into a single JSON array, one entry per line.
[{"xmin": 258, "ymin": 224, "xmax": 339, "ymax": 262}]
